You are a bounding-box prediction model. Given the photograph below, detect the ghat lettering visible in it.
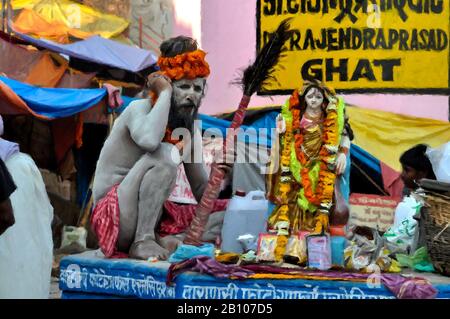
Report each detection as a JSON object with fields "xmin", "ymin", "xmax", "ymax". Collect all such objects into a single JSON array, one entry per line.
[
  {"xmin": 263, "ymin": 28, "xmax": 449, "ymax": 52},
  {"xmin": 262, "ymin": 0, "xmax": 445, "ymax": 23},
  {"xmin": 301, "ymin": 58, "xmax": 401, "ymax": 82}
]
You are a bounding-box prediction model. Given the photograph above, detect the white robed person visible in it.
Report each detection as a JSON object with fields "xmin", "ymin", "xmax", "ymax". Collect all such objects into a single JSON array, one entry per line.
[{"xmin": 0, "ymin": 115, "xmax": 53, "ymax": 298}]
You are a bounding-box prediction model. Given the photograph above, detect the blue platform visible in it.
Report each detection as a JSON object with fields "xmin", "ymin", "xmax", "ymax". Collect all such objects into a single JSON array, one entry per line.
[{"xmin": 59, "ymin": 251, "xmax": 450, "ymax": 299}]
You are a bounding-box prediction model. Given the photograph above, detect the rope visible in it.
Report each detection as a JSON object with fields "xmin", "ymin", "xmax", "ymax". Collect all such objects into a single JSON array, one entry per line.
[
  {"xmin": 351, "ymin": 162, "xmax": 389, "ymax": 196},
  {"xmin": 433, "ymin": 222, "xmax": 450, "ymax": 242}
]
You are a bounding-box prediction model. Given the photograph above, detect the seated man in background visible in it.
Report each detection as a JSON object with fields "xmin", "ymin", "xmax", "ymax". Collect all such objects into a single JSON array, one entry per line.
[
  {"xmin": 399, "ymin": 144, "xmax": 436, "ymax": 194},
  {"xmin": 383, "ymin": 144, "xmax": 438, "ymax": 255}
]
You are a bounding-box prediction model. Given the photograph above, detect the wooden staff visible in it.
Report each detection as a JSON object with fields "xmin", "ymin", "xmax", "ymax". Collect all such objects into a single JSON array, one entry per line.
[{"xmin": 184, "ymin": 19, "xmax": 294, "ymax": 246}]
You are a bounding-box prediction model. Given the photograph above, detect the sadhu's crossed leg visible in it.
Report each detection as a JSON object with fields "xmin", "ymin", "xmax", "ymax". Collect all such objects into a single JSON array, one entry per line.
[{"xmin": 117, "ymin": 143, "xmax": 180, "ymax": 259}]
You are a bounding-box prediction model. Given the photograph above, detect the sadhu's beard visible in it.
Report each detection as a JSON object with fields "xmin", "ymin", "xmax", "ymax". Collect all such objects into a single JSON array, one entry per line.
[{"xmin": 167, "ymin": 96, "xmax": 200, "ymax": 132}]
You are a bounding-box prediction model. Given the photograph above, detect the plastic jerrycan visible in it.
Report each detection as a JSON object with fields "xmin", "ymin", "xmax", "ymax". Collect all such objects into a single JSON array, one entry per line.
[{"xmin": 221, "ymin": 190, "xmax": 268, "ymax": 253}]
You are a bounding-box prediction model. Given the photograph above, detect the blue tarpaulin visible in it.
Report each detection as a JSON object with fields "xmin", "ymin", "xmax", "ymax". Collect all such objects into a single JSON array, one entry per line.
[
  {"xmin": 113, "ymin": 98, "xmax": 273, "ymax": 146},
  {"xmin": 350, "ymin": 144, "xmax": 381, "ymax": 175},
  {"xmin": 1, "ymin": 76, "xmax": 107, "ymax": 119},
  {"xmin": 115, "ymin": 98, "xmax": 382, "ymax": 180}
]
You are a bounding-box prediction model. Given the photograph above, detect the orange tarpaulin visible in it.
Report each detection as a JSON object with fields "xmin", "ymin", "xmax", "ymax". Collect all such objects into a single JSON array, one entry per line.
[
  {"xmin": 0, "ymin": 36, "xmax": 96, "ymax": 88},
  {"xmin": 12, "ymin": 9, "xmax": 93, "ymax": 43},
  {"xmin": 0, "ymin": 36, "xmax": 43, "ymax": 81},
  {"xmin": 25, "ymin": 53, "xmax": 68, "ymax": 87}
]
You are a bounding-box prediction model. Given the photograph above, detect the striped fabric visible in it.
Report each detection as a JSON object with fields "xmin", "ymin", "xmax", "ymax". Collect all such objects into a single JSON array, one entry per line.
[{"xmin": 90, "ymin": 184, "xmax": 127, "ymax": 258}]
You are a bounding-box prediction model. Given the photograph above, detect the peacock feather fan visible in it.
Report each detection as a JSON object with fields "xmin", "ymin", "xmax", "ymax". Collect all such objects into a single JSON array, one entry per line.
[{"xmin": 239, "ymin": 18, "xmax": 294, "ymax": 96}]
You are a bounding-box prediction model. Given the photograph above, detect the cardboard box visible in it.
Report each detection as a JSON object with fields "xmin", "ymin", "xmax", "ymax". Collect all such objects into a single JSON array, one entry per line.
[{"xmin": 349, "ymin": 194, "xmax": 400, "ymax": 232}]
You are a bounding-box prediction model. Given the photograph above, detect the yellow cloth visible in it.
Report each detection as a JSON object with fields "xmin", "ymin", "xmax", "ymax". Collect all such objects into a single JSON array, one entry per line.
[
  {"xmin": 347, "ymin": 107, "xmax": 450, "ymax": 172},
  {"xmin": 7, "ymin": 0, "xmax": 128, "ymax": 41},
  {"xmin": 13, "ymin": 8, "xmax": 92, "ymax": 43},
  {"xmin": 215, "ymin": 253, "xmax": 240, "ymax": 264}
]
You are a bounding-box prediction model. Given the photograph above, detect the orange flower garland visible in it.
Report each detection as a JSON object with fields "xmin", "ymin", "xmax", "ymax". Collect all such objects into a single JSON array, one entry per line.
[
  {"xmin": 274, "ymin": 235, "xmax": 288, "ymax": 262},
  {"xmin": 271, "ymin": 121, "xmax": 294, "ymax": 261},
  {"xmin": 157, "ymin": 50, "xmax": 210, "ymax": 81},
  {"xmin": 270, "ymin": 86, "xmax": 339, "ymax": 261},
  {"xmin": 289, "ymin": 89, "xmax": 339, "ymax": 211}
]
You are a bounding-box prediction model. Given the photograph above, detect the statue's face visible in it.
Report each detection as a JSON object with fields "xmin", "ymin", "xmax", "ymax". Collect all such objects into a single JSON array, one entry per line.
[
  {"xmin": 304, "ymin": 87, "xmax": 324, "ymax": 111},
  {"xmin": 172, "ymin": 78, "xmax": 206, "ymax": 113}
]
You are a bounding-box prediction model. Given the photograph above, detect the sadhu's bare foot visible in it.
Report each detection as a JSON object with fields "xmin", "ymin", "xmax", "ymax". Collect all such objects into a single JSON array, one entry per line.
[
  {"xmin": 129, "ymin": 240, "xmax": 169, "ymax": 260},
  {"xmin": 157, "ymin": 234, "xmax": 185, "ymax": 254}
]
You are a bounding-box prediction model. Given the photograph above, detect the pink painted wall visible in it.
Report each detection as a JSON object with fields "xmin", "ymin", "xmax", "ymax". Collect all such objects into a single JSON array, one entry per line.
[
  {"xmin": 171, "ymin": 3, "xmax": 195, "ymax": 40},
  {"xmin": 198, "ymin": 0, "xmax": 449, "ymax": 121},
  {"xmin": 200, "ymin": 0, "xmax": 286, "ymax": 115}
]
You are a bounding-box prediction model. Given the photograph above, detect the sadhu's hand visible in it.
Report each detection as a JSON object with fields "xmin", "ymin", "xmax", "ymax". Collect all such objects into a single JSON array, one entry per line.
[
  {"xmin": 146, "ymin": 72, "xmax": 172, "ymax": 95},
  {"xmin": 216, "ymin": 162, "xmax": 233, "ymax": 177},
  {"xmin": 313, "ymin": 213, "xmax": 329, "ymax": 234},
  {"xmin": 213, "ymin": 147, "xmax": 235, "ymax": 177}
]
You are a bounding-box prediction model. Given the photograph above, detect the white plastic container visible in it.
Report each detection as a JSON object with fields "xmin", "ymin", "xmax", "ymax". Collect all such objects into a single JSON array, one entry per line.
[{"xmin": 221, "ymin": 190, "xmax": 269, "ymax": 253}]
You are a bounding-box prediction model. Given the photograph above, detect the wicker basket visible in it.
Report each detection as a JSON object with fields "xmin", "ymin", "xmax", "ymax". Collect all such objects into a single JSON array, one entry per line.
[{"xmin": 421, "ymin": 192, "xmax": 450, "ymax": 276}]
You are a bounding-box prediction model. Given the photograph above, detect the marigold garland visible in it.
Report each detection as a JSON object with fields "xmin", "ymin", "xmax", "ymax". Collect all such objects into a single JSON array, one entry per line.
[
  {"xmin": 278, "ymin": 121, "xmax": 294, "ymax": 204},
  {"xmin": 157, "ymin": 50, "xmax": 210, "ymax": 80},
  {"xmin": 271, "ymin": 87, "xmax": 340, "ymax": 261},
  {"xmin": 271, "ymin": 121, "xmax": 295, "ymax": 261},
  {"xmin": 274, "ymin": 235, "xmax": 288, "ymax": 262}
]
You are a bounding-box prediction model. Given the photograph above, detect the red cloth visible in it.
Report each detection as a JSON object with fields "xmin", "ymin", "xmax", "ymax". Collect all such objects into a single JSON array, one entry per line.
[
  {"xmin": 158, "ymin": 199, "xmax": 229, "ymax": 237},
  {"xmin": 90, "ymin": 184, "xmax": 128, "ymax": 258},
  {"xmin": 51, "ymin": 116, "xmax": 76, "ymax": 167},
  {"xmin": 103, "ymin": 83, "xmax": 124, "ymax": 109},
  {"xmin": 380, "ymin": 161, "xmax": 404, "ymax": 199}
]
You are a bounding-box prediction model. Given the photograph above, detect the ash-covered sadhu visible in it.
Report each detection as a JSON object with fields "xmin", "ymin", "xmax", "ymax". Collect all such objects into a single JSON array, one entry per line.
[{"xmin": 91, "ymin": 36, "xmax": 232, "ymax": 260}]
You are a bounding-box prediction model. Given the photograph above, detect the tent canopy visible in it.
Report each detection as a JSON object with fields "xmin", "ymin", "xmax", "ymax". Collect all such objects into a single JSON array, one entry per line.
[
  {"xmin": 12, "ymin": 31, "xmax": 157, "ymax": 73},
  {"xmin": 0, "ymin": 76, "xmax": 106, "ymax": 119},
  {"xmin": 0, "ymin": 35, "xmax": 96, "ymax": 88}
]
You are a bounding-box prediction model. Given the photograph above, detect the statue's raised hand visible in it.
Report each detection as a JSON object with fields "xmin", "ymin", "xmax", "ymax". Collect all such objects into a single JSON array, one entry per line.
[
  {"xmin": 336, "ymin": 152, "xmax": 347, "ymax": 176},
  {"xmin": 276, "ymin": 114, "xmax": 286, "ymax": 134}
]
